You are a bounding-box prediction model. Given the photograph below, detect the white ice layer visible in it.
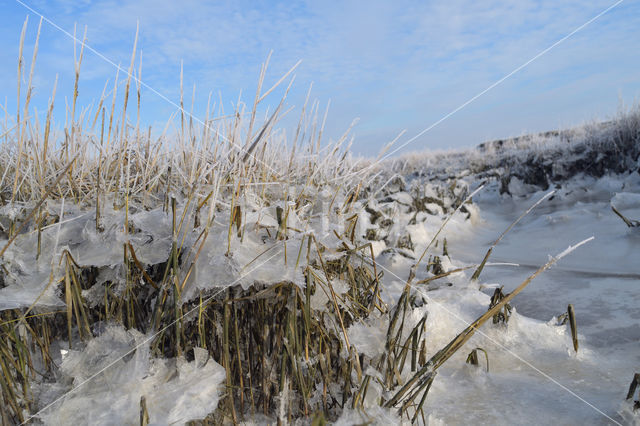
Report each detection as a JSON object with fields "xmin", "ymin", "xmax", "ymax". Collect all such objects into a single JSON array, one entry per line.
[{"xmin": 38, "ymin": 325, "xmax": 225, "ymax": 425}]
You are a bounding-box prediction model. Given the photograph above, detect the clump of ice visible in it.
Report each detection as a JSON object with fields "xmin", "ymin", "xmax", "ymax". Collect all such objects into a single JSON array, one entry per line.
[
  {"xmin": 333, "ymin": 405, "xmax": 402, "ymax": 425},
  {"xmin": 612, "ymin": 192, "xmax": 640, "ymax": 223},
  {"xmin": 347, "ymin": 315, "xmax": 388, "ymax": 359},
  {"xmin": 0, "ymin": 201, "xmax": 173, "ymax": 310},
  {"xmin": 507, "ymin": 177, "xmax": 540, "ymax": 197},
  {"xmin": 618, "ymin": 400, "xmax": 640, "ymax": 425},
  {"xmin": 38, "ymin": 325, "xmax": 225, "ymax": 425}
]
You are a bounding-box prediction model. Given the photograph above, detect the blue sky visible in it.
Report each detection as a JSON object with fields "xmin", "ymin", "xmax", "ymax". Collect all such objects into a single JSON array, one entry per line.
[{"xmin": 0, "ymin": 0, "xmax": 639, "ymax": 156}]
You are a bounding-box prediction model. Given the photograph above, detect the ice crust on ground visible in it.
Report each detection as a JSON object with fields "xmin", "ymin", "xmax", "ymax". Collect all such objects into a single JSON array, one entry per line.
[
  {"xmin": 333, "ymin": 406, "xmax": 402, "ymax": 425},
  {"xmin": 0, "ymin": 190, "xmax": 342, "ymax": 309},
  {"xmin": 2, "ymin": 159, "xmax": 638, "ymax": 424}
]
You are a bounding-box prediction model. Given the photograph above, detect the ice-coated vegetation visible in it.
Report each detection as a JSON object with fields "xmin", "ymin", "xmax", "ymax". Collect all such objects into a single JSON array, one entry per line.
[{"xmin": 388, "ymin": 105, "xmax": 640, "ymax": 193}]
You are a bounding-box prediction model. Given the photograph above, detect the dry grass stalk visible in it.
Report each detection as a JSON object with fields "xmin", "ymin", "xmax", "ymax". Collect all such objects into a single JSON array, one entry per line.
[
  {"xmin": 627, "ymin": 373, "xmax": 640, "ymax": 401},
  {"xmin": 611, "ymin": 205, "xmax": 640, "ymax": 228},
  {"xmin": 465, "ymin": 347, "xmax": 489, "ymax": 372},
  {"xmin": 140, "ymin": 395, "xmax": 149, "ymax": 426},
  {"xmin": 567, "ymin": 304, "xmax": 578, "ymax": 353}
]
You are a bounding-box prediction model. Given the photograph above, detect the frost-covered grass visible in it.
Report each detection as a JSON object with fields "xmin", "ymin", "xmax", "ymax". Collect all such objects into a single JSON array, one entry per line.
[{"xmin": 387, "ymin": 104, "xmax": 640, "ymax": 190}]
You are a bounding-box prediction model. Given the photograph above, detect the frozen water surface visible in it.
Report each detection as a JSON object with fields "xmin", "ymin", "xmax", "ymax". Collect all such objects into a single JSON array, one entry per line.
[{"xmin": 441, "ymin": 173, "xmax": 640, "ymax": 425}]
